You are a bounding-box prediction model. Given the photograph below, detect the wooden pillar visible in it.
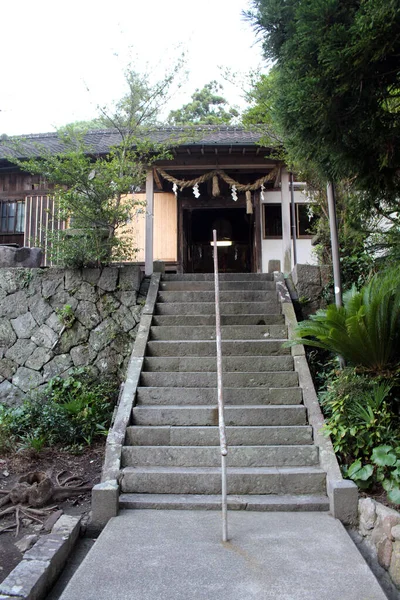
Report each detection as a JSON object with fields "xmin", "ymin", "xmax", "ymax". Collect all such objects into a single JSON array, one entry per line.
[
  {"xmin": 145, "ymin": 169, "xmax": 154, "ymax": 276},
  {"xmin": 281, "ymin": 168, "xmax": 292, "ymax": 273}
]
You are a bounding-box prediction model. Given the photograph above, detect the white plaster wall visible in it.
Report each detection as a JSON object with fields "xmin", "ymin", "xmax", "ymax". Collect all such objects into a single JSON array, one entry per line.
[{"xmin": 260, "ymin": 189, "xmax": 317, "ymax": 272}]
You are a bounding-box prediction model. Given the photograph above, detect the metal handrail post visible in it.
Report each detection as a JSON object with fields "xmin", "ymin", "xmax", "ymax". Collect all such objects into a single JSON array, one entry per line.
[{"xmin": 212, "ymin": 229, "xmax": 228, "ymax": 542}]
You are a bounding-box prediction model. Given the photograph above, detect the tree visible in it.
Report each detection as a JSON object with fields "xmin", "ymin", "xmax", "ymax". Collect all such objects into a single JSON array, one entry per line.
[
  {"xmin": 246, "ymin": 0, "xmax": 400, "ymax": 201},
  {"xmin": 7, "ymin": 67, "xmax": 181, "ymax": 267},
  {"xmin": 168, "ymin": 81, "xmax": 239, "ymax": 125}
]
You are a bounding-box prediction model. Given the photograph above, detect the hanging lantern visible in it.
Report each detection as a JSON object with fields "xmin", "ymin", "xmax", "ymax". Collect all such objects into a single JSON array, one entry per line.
[
  {"xmin": 246, "ymin": 190, "xmax": 253, "ymax": 214},
  {"xmin": 193, "ymin": 183, "xmax": 200, "ymax": 198},
  {"xmin": 231, "ymin": 185, "xmax": 238, "ymax": 201},
  {"xmin": 212, "ymin": 175, "xmax": 220, "ymax": 197}
]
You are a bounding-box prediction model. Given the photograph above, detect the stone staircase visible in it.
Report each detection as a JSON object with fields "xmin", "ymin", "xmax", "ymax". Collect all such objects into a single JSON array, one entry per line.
[{"xmin": 119, "ymin": 273, "xmax": 329, "ymax": 511}]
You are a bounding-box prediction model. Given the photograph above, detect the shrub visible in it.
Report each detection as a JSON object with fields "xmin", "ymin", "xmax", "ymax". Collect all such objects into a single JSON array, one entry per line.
[
  {"xmin": 5, "ymin": 368, "xmax": 118, "ymax": 450},
  {"xmin": 320, "ymin": 369, "xmax": 400, "ymax": 464},
  {"xmin": 287, "ymin": 266, "xmax": 400, "ymax": 375}
]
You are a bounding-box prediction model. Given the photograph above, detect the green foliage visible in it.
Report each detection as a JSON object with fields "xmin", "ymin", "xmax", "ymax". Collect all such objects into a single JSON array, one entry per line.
[
  {"xmin": 247, "ymin": 0, "xmax": 400, "ymax": 201},
  {"xmin": 168, "ymin": 81, "xmax": 239, "ymax": 125},
  {"xmin": 287, "ymin": 267, "xmax": 400, "ymax": 374},
  {"xmin": 320, "ymin": 370, "xmax": 399, "ymax": 462},
  {"xmin": 3, "ymin": 369, "xmax": 118, "ymax": 450},
  {"xmin": 55, "ymin": 304, "xmax": 75, "ymax": 329},
  {"xmin": 7, "ymin": 66, "xmax": 182, "ymax": 267},
  {"xmin": 345, "ymin": 445, "xmax": 400, "ymax": 504}
]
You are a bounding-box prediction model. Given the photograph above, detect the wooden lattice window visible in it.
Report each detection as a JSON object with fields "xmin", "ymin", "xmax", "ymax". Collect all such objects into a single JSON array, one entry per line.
[{"xmin": 0, "ymin": 200, "xmax": 25, "ymax": 234}]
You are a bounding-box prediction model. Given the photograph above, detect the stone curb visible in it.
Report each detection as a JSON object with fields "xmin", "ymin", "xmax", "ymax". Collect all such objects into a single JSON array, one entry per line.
[
  {"xmin": 91, "ymin": 272, "xmax": 162, "ymax": 530},
  {"xmin": 274, "ymin": 272, "xmax": 358, "ymax": 524},
  {"xmin": 0, "ymin": 514, "xmax": 81, "ymax": 600}
]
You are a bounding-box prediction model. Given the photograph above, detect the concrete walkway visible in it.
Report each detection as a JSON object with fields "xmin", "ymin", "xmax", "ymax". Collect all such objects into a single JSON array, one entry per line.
[{"xmin": 58, "ymin": 510, "xmax": 387, "ymax": 600}]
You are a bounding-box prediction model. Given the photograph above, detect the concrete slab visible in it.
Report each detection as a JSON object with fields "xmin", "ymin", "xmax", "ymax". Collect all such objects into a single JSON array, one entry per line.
[{"xmin": 58, "ymin": 510, "xmax": 387, "ymax": 600}]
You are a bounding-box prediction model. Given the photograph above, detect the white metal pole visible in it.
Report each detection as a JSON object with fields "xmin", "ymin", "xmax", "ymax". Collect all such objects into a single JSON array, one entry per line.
[{"xmin": 213, "ymin": 229, "xmax": 228, "ymax": 543}]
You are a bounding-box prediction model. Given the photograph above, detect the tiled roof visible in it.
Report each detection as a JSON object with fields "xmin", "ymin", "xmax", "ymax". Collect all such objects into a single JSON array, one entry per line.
[{"xmin": 0, "ymin": 126, "xmax": 269, "ymax": 160}]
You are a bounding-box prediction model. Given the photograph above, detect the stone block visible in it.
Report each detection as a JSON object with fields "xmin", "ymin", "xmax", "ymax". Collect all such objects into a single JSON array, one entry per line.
[
  {"xmin": 15, "ymin": 534, "xmax": 39, "ymax": 554},
  {"xmin": 31, "ymin": 324, "xmax": 58, "ymax": 349},
  {"xmin": 70, "ymin": 343, "xmax": 97, "ymax": 367},
  {"xmin": 358, "ymin": 497, "xmax": 376, "ymax": 535},
  {"xmin": 55, "ymin": 321, "xmax": 89, "ymax": 354},
  {"xmin": 268, "ymin": 259, "xmax": 281, "ymax": 273},
  {"xmin": 112, "ymin": 304, "xmax": 138, "ymax": 332},
  {"xmin": 5, "ymin": 340, "xmax": 37, "ymax": 366},
  {"xmin": 118, "ymin": 265, "xmax": 142, "ymax": 292},
  {"xmin": 96, "ymin": 294, "xmax": 120, "ymax": 319},
  {"xmin": 12, "ymin": 367, "xmax": 43, "ymax": 392},
  {"xmin": 392, "ymin": 525, "xmax": 400, "ymax": 541},
  {"xmin": 389, "ymin": 541, "xmax": 400, "ymax": 588},
  {"xmin": 0, "ymin": 357, "xmax": 17, "ymax": 379},
  {"xmin": 0, "ymin": 380, "xmax": 23, "ymax": 406},
  {"xmin": 94, "ymin": 347, "xmax": 123, "ymax": 374},
  {"xmin": 292, "ymin": 263, "xmax": 321, "ymax": 287},
  {"xmin": 98, "ymin": 267, "xmax": 119, "ymax": 292},
  {"xmin": 49, "ymin": 290, "xmax": 78, "ymax": 311},
  {"xmin": 91, "ymin": 480, "xmax": 119, "ymax": 530},
  {"xmin": 51, "ymin": 514, "xmax": 81, "ymax": 545},
  {"xmin": 0, "ymin": 269, "xmax": 19, "ymax": 294},
  {"xmin": 329, "ymin": 479, "xmax": 358, "ymax": 524},
  {"xmin": 74, "ymin": 282, "xmax": 97, "ymax": 303},
  {"xmin": 75, "ymin": 300, "xmax": 101, "ymax": 329},
  {"xmin": 25, "ymin": 347, "xmax": 53, "ymax": 371},
  {"xmin": 42, "ymin": 354, "xmax": 72, "ymax": 381},
  {"xmin": 0, "ymin": 291, "xmax": 28, "ymax": 318},
  {"xmin": 82, "ymin": 268, "xmax": 101, "ymax": 285},
  {"xmin": 377, "ymin": 536, "xmax": 393, "ymax": 569},
  {"xmin": 115, "ymin": 290, "xmax": 137, "ymax": 308},
  {"xmin": 64, "ymin": 269, "xmax": 83, "ymax": 291},
  {"xmin": 10, "ymin": 312, "xmax": 37, "ymax": 338},
  {"xmin": 153, "ymin": 260, "xmax": 165, "ymax": 275},
  {"xmin": 89, "ymin": 318, "xmax": 119, "ymax": 352},
  {"xmin": 0, "ymin": 318, "xmax": 17, "ymax": 350},
  {"xmin": 0, "ymin": 246, "xmax": 42, "ymax": 268},
  {"xmin": 28, "ymin": 294, "xmax": 53, "ymax": 326},
  {"xmin": 0, "ymin": 559, "xmax": 50, "ymax": 599},
  {"xmin": 45, "ymin": 312, "xmax": 64, "ymax": 334},
  {"xmin": 41, "ymin": 275, "xmax": 64, "ymax": 299}
]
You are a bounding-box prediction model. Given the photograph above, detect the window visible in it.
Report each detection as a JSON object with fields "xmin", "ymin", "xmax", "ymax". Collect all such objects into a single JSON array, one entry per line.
[
  {"xmin": 0, "ymin": 201, "xmax": 25, "ymax": 234},
  {"xmin": 296, "ymin": 204, "xmax": 317, "ymax": 238},
  {"xmin": 263, "ymin": 204, "xmax": 282, "ymax": 238},
  {"xmin": 262, "ymin": 203, "xmax": 317, "ymax": 239}
]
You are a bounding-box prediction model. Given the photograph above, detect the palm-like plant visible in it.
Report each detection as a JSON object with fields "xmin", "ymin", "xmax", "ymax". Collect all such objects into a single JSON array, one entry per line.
[{"xmin": 288, "ymin": 267, "xmax": 400, "ymax": 374}]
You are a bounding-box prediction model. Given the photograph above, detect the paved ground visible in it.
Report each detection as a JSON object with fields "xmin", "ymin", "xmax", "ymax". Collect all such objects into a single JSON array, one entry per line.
[{"xmin": 58, "ymin": 510, "xmax": 387, "ymax": 600}]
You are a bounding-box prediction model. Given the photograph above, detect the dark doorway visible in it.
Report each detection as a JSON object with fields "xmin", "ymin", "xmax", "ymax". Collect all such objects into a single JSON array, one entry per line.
[{"xmin": 183, "ymin": 207, "xmax": 253, "ymax": 273}]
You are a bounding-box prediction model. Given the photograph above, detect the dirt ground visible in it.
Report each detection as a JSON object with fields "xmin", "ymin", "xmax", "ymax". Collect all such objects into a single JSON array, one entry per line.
[{"xmin": 0, "ymin": 442, "xmax": 104, "ymax": 582}]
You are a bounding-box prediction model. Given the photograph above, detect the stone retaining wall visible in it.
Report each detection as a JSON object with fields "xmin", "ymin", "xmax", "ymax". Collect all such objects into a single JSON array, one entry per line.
[
  {"xmin": 358, "ymin": 497, "xmax": 400, "ymax": 589},
  {"xmin": 289, "ymin": 263, "xmax": 332, "ymax": 318},
  {"xmin": 0, "ymin": 265, "xmax": 143, "ymax": 406}
]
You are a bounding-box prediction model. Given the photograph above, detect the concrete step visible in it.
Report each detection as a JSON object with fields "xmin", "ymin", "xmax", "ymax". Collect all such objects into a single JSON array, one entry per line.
[
  {"xmin": 160, "ymin": 281, "xmax": 276, "ymax": 291},
  {"xmin": 142, "ymin": 356, "xmax": 294, "ymax": 373},
  {"xmin": 120, "ymin": 466, "xmax": 327, "ymax": 495},
  {"xmin": 149, "ymin": 325, "xmax": 287, "ymax": 341},
  {"xmin": 146, "ymin": 340, "xmax": 290, "ymax": 357},
  {"xmin": 158, "ymin": 291, "xmax": 278, "ymax": 303},
  {"xmin": 155, "ymin": 302, "xmax": 281, "ymax": 315},
  {"xmin": 152, "ymin": 314, "xmax": 285, "ymax": 326},
  {"xmin": 119, "ymin": 493, "xmax": 330, "ymax": 511},
  {"xmin": 121, "ymin": 445, "xmax": 319, "ymax": 468},
  {"xmin": 139, "ymin": 371, "xmax": 298, "ymax": 388},
  {"xmin": 135, "ymin": 387, "xmax": 303, "ymax": 406},
  {"xmin": 131, "ymin": 405, "xmax": 307, "ymax": 427},
  {"xmin": 125, "ymin": 425, "xmax": 314, "ymax": 446},
  {"xmin": 163, "ymin": 273, "xmax": 274, "ymax": 281}
]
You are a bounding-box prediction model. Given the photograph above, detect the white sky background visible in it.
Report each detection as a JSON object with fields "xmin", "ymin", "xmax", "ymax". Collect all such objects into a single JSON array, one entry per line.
[{"xmin": 0, "ymin": 0, "xmax": 266, "ymax": 136}]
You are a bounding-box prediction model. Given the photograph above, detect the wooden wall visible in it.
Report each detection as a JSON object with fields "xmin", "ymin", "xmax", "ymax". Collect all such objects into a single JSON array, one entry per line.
[
  {"xmin": 119, "ymin": 193, "xmax": 177, "ymax": 263},
  {"xmin": 24, "ymin": 196, "xmax": 65, "ymax": 266}
]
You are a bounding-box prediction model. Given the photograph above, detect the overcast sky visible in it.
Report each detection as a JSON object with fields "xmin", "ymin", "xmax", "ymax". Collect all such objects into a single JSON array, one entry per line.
[{"xmin": 0, "ymin": 0, "xmax": 266, "ymax": 136}]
